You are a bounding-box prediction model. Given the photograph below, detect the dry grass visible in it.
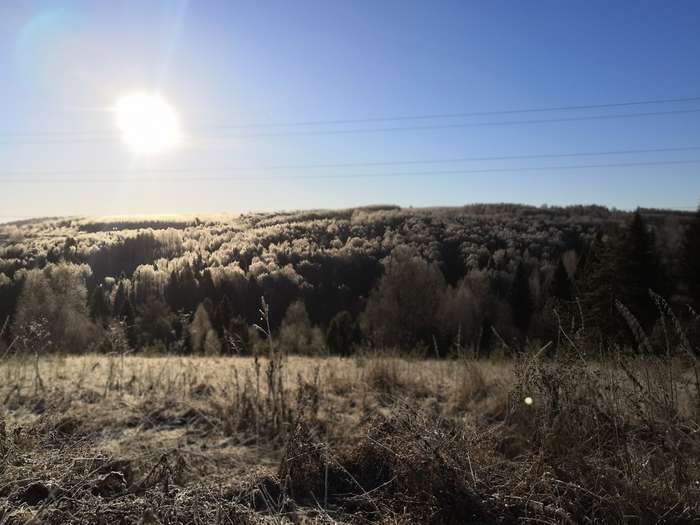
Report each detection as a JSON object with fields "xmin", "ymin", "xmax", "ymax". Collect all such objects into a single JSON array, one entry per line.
[{"xmin": 0, "ymin": 348, "xmax": 698, "ymax": 524}]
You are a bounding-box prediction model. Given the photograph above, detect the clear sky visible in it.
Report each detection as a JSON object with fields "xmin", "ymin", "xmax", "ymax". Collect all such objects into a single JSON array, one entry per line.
[{"xmin": 1, "ymin": 1, "xmax": 700, "ymax": 220}]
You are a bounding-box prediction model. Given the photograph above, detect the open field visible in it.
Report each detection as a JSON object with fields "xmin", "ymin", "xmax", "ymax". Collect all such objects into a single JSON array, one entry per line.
[{"xmin": 0, "ymin": 352, "xmax": 698, "ymax": 524}]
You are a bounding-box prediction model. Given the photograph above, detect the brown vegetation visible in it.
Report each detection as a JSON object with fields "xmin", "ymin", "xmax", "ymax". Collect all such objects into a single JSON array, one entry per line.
[{"xmin": 0, "ymin": 336, "xmax": 697, "ymax": 523}]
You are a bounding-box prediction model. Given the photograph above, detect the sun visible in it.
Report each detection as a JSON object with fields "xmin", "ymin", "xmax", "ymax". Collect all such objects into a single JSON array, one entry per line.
[{"xmin": 114, "ymin": 93, "xmax": 181, "ymax": 155}]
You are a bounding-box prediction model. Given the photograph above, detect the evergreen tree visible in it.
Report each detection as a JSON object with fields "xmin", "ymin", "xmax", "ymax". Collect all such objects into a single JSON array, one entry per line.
[
  {"xmin": 165, "ymin": 265, "xmax": 199, "ymax": 313},
  {"xmin": 581, "ymin": 212, "xmax": 669, "ymax": 345},
  {"xmin": 326, "ymin": 310, "xmax": 355, "ymax": 356},
  {"xmin": 113, "ymin": 280, "xmax": 129, "ymax": 318},
  {"xmin": 439, "ymin": 237, "xmax": 466, "ymax": 286},
  {"xmin": 198, "ymin": 269, "xmax": 217, "ymax": 303},
  {"xmin": 135, "ymin": 297, "xmax": 176, "ymax": 348},
  {"xmin": 213, "ymin": 296, "xmax": 233, "ymax": 338},
  {"xmin": 164, "ymin": 270, "xmax": 180, "ymax": 311},
  {"xmin": 550, "ymin": 258, "xmax": 573, "ymax": 301},
  {"xmin": 579, "ymin": 231, "xmax": 626, "ymax": 341},
  {"xmin": 681, "ymin": 207, "xmax": 700, "ymax": 308},
  {"xmin": 171, "ymin": 310, "xmax": 193, "ymax": 354},
  {"xmin": 509, "ymin": 262, "xmax": 532, "ymax": 340},
  {"xmin": 617, "ymin": 211, "xmax": 669, "ymax": 330},
  {"xmin": 89, "ymin": 284, "xmax": 111, "ymax": 326},
  {"xmin": 119, "ymin": 299, "xmax": 137, "ymax": 350},
  {"xmin": 477, "ymin": 316, "xmax": 494, "ymax": 357}
]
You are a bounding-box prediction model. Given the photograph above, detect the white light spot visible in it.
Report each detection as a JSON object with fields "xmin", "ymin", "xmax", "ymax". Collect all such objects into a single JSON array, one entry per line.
[{"xmin": 114, "ymin": 93, "xmax": 181, "ymax": 155}]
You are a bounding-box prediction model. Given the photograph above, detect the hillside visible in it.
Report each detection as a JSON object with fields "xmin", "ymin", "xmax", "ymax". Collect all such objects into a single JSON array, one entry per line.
[{"xmin": 0, "ymin": 203, "xmax": 697, "ymax": 357}]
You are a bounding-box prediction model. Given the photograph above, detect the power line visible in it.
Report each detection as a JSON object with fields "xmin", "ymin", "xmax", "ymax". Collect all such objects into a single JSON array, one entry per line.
[
  {"xmin": 2, "ymin": 145, "xmax": 700, "ymax": 177},
  {"xmin": 2, "ymin": 107, "xmax": 699, "ymax": 145},
  {"xmin": 3, "ymin": 158, "xmax": 699, "ymax": 183},
  {"xmin": 213, "ymin": 108, "xmax": 700, "ymax": 138},
  {"xmin": 17, "ymin": 108, "xmax": 700, "ymax": 144},
  {"xmin": 197, "ymin": 95, "xmax": 700, "ymax": 129},
  {"xmin": 3, "ymin": 94, "xmax": 700, "ymax": 138}
]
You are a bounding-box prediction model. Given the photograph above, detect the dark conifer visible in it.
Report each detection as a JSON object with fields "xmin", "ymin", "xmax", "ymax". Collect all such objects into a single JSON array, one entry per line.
[
  {"xmin": 198, "ymin": 269, "xmax": 217, "ymax": 303},
  {"xmin": 326, "ymin": 310, "xmax": 355, "ymax": 356},
  {"xmin": 617, "ymin": 211, "xmax": 669, "ymax": 330},
  {"xmin": 579, "ymin": 234, "xmax": 622, "ymax": 338},
  {"xmin": 509, "ymin": 262, "xmax": 532, "ymax": 339},
  {"xmin": 581, "ymin": 212, "xmax": 670, "ymax": 344},
  {"xmin": 550, "ymin": 259, "xmax": 573, "ymax": 301},
  {"xmin": 89, "ymin": 285, "xmax": 111, "ymax": 326},
  {"xmin": 681, "ymin": 207, "xmax": 700, "ymax": 308},
  {"xmin": 113, "ymin": 281, "xmax": 129, "ymax": 318},
  {"xmin": 213, "ymin": 296, "xmax": 233, "ymax": 338},
  {"xmin": 119, "ymin": 299, "xmax": 138, "ymax": 350}
]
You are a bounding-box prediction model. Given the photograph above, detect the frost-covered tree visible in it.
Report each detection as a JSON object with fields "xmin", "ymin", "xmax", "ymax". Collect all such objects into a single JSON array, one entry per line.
[
  {"xmin": 278, "ymin": 300, "xmax": 325, "ymax": 355},
  {"xmin": 361, "ymin": 246, "xmax": 446, "ymax": 349},
  {"xmin": 189, "ymin": 302, "xmax": 221, "ymax": 355},
  {"xmin": 12, "ymin": 264, "xmax": 95, "ymax": 353},
  {"xmin": 438, "ymin": 281, "xmax": 481, "ymax": 355}
]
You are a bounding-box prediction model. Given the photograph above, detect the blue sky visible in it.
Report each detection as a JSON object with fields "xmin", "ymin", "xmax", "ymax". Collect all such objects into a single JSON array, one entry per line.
[{"xmin": 1, "ymin": 1, "xmax": 699, "ymax": 219}]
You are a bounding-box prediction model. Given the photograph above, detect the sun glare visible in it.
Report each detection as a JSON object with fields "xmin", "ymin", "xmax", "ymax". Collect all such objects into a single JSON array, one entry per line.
[{"xmin": 114, "ymin": 93, "xmax": 181, "ymax": 155}]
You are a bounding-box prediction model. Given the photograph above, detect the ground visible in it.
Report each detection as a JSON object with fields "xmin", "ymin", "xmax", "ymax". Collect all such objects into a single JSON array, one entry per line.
[{"xmin": 0, "ymin": 353, "xmax": 698, "ymax": 524}]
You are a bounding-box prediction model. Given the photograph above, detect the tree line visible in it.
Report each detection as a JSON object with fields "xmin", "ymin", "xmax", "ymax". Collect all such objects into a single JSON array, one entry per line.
[{"xmin": 0, "ymin": 204, "xmax": 698, "ymax": 356}]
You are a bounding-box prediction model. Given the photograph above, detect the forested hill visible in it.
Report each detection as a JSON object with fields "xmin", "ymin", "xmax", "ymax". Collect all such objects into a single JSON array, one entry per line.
[{"xmin": 1, "ymin": 203, "xmax": 698, "ymax": 356}]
